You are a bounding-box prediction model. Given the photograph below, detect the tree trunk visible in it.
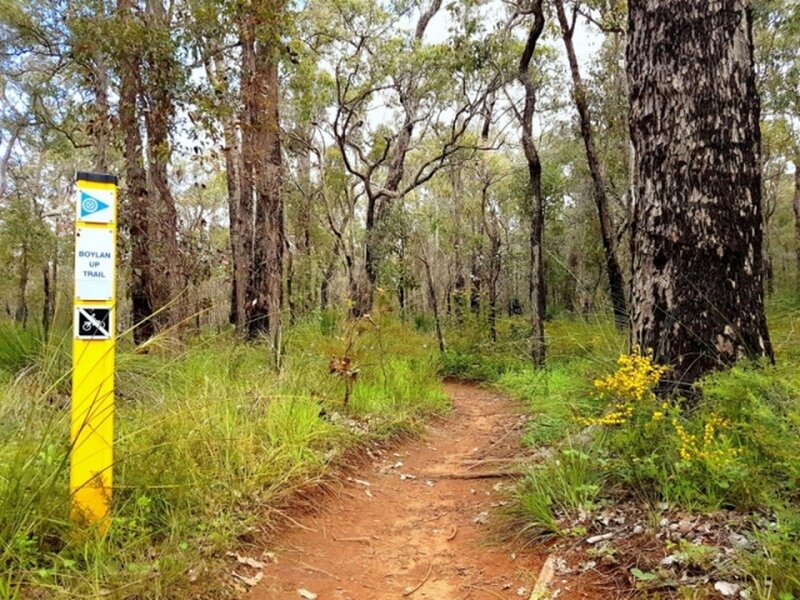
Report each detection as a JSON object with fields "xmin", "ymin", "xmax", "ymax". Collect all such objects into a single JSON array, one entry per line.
[
  {"xmin": 15, "ymin": 238, "xmax": 28, "ymax": 326},
  {"xmin": 451, "ymin": 165, "xmax": 466, "ymax": 322},
  {"xmin": 116, "ymin": 0, "xmax": 154, "ymax": 343},
  {"xmin": 41, "ymin": 262, "xmax": 52, "ymax": 333},
  {"xmin": 241, "ymin": 0, "xmax": 285, "ymax": 363},
  {"xmin": 91, "ymin": 54, "xmax": 111, "ymax": 172},
  {"xmin": 143, "ymin": 0, "xmax": 182, "ymax": 328},
  {"xmin": 519, "ymin": 0, "xmax": 546, "ymax": 368},
  {"xmin": 793, "ymin": 161, "xmax": 800, "ymax": 276},
  {"xmin": 554, "ymin": 0, "xmax": 628, "ymax": 329},
  {"xmin": 421, "ymin": 257, "xmax": 445, "ymax": 353},
  {"xmin": 627, "ymin": 0, "xmax": 773, "ymax": 387},
  {"xmin": 350, "ymin": 0, "xmax": 443, "ymax": 317}
]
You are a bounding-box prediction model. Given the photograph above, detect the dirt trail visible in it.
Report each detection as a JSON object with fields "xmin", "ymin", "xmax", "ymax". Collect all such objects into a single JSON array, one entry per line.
[{"xmin": 249, "ymin": 382, "xmax": 596, "ymax": 599}]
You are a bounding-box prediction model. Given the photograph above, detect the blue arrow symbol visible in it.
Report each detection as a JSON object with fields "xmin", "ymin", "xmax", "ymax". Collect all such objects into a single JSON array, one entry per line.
[{"xmin": 80, "ymin": 191, "xmax": 110, "ymax": 218}]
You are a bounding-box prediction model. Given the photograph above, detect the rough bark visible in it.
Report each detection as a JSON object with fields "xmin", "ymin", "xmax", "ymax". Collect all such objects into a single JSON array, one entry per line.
[
  {"xmin": 202, "ymin": 52, "xmax": 244, "ymax": 328},
  {"xmin": 117, "ymin": 0, "xmax": 154, "ymax": 343},
  {"xmin": 240, "ymin": 0, "xmax": 285, "ymax": 361},
  {"xmin": 554, "ymin": 0, "xmax": 628, "ymax": 329},
  {"xmin": 519, "ymin": 0, "xmax": 546, "ymax": 368},
  {"xmin": 142, "ymin": 0, "xmax": 182, "ymax": 327},
  {"xmin": 627, "ymin": 0, "xmax": 773, "ymax": 387}
]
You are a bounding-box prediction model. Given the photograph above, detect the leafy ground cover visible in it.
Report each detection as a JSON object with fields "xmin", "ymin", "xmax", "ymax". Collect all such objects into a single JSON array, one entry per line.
[
  {"xmin": 0, "ymin": 313, "xmax": 447, "ymax": 598},
  {"xmin": 446, "ymin": 296, "xmax": 800, "ymax": 599}
]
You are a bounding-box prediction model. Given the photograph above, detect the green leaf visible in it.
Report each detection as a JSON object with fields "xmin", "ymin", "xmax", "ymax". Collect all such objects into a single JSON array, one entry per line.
[{"xmin": 630, "ymin": 568, "xmax": 658, "ymax": 582}]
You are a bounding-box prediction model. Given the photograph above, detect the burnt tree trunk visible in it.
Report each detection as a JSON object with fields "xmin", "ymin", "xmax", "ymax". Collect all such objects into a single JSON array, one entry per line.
[
  {"xmin": 627, "ymin": 0, "xmax": 773, "ymax": 387},
  {"xmin": 203, "ymin": 52, "xmax": 244, "ymax": 328},
  {"xmin": 14, "ymin": 238, "xmax": 28, "ymax": 326},
  {"xmin": 519, "ymin": 0, "xmax": 546, "ymax": 367},
  {"xmin": 555, "ymin": 0, "xmax": 628, "ymax": 329}
]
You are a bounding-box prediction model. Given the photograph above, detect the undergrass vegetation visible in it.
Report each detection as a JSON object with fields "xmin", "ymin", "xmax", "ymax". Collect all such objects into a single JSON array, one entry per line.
[
  {"xmin": 449, "ymin": 297, "xmax": 800, "ymax": 600},
  {"xmin": 0, "ymin": 312, "xmax": 446, "ymax": 598}
]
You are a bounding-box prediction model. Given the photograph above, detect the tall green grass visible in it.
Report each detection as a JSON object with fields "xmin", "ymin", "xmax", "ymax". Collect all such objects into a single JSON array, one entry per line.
[{"xmin": 0, "ymin": 313, "xmax": 447, "ymax": 598}]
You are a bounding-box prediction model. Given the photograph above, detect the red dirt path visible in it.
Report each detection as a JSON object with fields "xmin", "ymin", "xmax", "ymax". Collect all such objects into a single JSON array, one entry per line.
[{"xmin": 247, "ymin": 382, "xmax": 608, "ymax": 600}]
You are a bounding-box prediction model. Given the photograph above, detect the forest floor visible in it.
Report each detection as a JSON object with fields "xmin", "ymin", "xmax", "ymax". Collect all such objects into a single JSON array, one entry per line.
[{"xmin": 243, "ymin": 382, "xmax": 610, "ymax": 600}]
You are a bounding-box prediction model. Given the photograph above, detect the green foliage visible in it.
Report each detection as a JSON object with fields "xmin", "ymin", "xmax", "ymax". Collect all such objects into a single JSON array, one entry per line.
[
  {"xmin": 498, "ymin": 360, "xmax": 598, "ymax": 446},
  {"xmin": 512, "ymin": 447, "xmax": 604, "ymax": 538},
  {"xmin": 458, "ymin": 312, "xmax": 800, "ymax": 600},
  {"xmin": 740, "ymin": 510, "xmax": 800, "ymax": 599},
  {"xmin": 0, "ymin": 317, "xmax": 446, "ymax": 597}
]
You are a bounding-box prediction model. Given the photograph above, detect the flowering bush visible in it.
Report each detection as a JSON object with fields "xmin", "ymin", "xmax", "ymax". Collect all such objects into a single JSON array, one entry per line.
[{"xmin": 582, "ymin": 351, "xmax": 668, "ymax": 427}]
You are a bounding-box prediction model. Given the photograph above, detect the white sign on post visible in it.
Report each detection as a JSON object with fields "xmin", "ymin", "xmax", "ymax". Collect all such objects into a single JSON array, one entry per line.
[
  {"xmin": 76, "ymin": 188, "xmax": 115, "ymax": 224},
  {"xmin": 74, "ymin": 227, "xmax": 115, "ymax": 301}
]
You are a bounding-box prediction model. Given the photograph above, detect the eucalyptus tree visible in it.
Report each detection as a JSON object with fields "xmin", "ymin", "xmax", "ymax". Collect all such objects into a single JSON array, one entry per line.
[
  {"xmin": 0, "ymin": 0, "xmax": 95, "ymax": 327},
  {"xmin": 516, "ymin": 0, "xmax": 547, "ymax": 366},
  {"xmin": 323, "ymin": 0, "xmax": 506, "ymax": 316},
  {"xmin": 754, "ymin": 0, "xmax": 800, "ymax": 276},
  {"xmin": 627, "ymin": 0, "xmax": 773, "ymax": 386},
  {"xmin": 553, "ymin": 0, "xmax": 627, "ymax": 329}
]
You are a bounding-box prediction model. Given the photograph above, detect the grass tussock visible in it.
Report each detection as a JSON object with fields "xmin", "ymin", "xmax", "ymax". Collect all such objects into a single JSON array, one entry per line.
[{"xmin": 0, "ymin": 312, "xmax": 447, "ymax": 598}]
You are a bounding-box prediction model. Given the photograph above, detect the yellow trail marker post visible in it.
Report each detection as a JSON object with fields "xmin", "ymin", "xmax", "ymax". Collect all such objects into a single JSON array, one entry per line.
[{"xmin": 70, "ymin": 172, "xmax": 118, "ymax": 529}]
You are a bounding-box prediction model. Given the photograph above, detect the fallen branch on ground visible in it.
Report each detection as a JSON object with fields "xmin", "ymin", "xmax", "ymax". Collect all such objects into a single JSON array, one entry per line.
[{"xmin": 403, "ymin": 561, "xmax": 433, "ymax": 597}]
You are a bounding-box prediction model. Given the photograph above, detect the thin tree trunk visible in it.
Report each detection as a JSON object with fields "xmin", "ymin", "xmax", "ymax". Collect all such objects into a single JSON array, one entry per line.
[
  {"xmin": 554, "ymin": 0, "xmax": 627, "ymax": 329},
  {"xmin": 421, "ymin": 257, "xmax": 445, "ymax": 353},
  {"xmin": 15, "ymin": 239, "xmax": 28, "ymax": 326},
  {"xmin": 92, "ymin": 54, "xmax": 111, "ymax": 172},
  {"xmin": 627, "ymin": 0, "xmax": 772, "ymax": 387},
  {"xmin": 451, "ymin": 165, "xmax": 466, "ymax": 322},
  {"xmin": 352, "ymin": 0, "xmax": 443, "ymax": 317},
  {"xmin": 519, "ymin": 0, "xmax": 546, "ymax": 367},
  {"xmin": 793, "ymin": 161, "xmax": 800, "ymax": 276},
  {"xmin": 41, "ymin": 262, "xmax": 52, "ymax": 333}
]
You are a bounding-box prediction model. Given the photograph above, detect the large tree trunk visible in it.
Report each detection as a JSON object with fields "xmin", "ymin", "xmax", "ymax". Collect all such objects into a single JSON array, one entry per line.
[
  {"xmin": 117, "ymin": 0, "xmax": 154, "ymax": 344},
  {"xmin": 519, "ymin": 0, "xmax": 546, "ymax": 368},
  {"xmin": 143, "ymin": 0, "xmax": 182, "ymax": 328},
  {"xmin": 554, "ymin": 0, "xmax": 628, "ymax": 329},
  {"xmin": 627, "ymin": 0, "xmax": 773, "ymax": 387},
  {"xmin": 241, "ymin": 0, "xmax": 284, "ymax": 361}
]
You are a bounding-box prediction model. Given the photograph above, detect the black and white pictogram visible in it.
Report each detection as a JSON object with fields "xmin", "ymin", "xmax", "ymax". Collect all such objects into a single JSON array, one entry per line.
[{"xmin": 75, "ymin": 307, "xmax": 112, "ymax": 340}]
